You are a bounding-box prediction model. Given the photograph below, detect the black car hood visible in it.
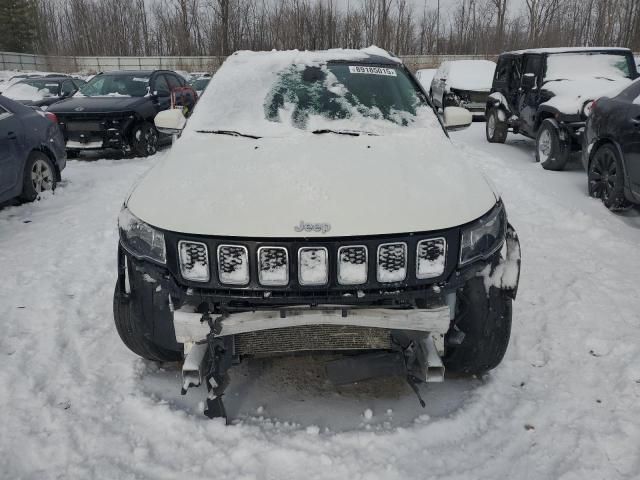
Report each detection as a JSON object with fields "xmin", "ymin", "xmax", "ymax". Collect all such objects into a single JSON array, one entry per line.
[{"xmin": 48, "ymin": 95, "xmax": 148, "ymax": 114}]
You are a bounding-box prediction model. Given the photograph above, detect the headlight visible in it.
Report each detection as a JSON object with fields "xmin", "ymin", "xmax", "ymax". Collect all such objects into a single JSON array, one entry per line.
[
  {"xmin": 459, "ymin": 203, "xmax": 507, "ymax": 266},
  {"xmin": 118, "ymin": 206, "xmax": 166, "ymax": 264}
]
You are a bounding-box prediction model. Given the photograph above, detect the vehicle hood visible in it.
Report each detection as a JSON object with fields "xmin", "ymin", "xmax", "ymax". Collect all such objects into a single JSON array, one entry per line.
[
  {"xmin": 47, "ymin": 95, "xmax": 147, "ymax": 114},
  {"xmin": 126, "ymin": 132, "xmax": 498, "ymax": 237},
  {"xmin": 541, "ymin": 77, "xmax": 632, "ymax": 115}
]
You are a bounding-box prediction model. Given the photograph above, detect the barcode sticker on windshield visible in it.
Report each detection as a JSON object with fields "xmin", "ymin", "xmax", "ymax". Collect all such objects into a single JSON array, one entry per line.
[{"xmin": 348, "ymin": 66, "xmax": 397, "ymax": 76}]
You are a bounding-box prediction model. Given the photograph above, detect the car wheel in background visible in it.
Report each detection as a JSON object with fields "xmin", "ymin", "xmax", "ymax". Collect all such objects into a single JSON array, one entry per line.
[
  {"xmin": 113, "ymin": 281, "xmax": 182, "ymax": 362},
  {"xmin": 19, "ymin": 151, "xmax": 57, "ymax": 202},
  {"xmin": 588, "ymin": 144, "xmax": 629, "ymax": 211},
  {"xmin": 444, "ymin": 277, "xmax": 512, "ymax": 375},
  {"xmin": 536, "ymin": 119, "xmax": 570, "ymax": 171},
  {"xmin": 131, "ymin": 122, "xmax": 159, "ymax": 157},
  {"xmin": 486, "ymin": 108, "xmax": 508, "ymax": 143}
]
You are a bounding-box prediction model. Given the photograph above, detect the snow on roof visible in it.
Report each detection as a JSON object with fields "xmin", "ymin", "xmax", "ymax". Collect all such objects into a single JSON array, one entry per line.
[
  {"xmin": 185, "ymin": 46, "xmax": 413, "ymax": 137},
  {"xmin": 506, "ymin": 46, "xmax": 632, "ymax": 55}
]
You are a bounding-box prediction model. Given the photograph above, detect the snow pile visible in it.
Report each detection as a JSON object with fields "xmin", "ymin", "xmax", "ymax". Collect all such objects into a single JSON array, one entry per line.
[{"xmin": 446, "ymin": 60, "xmax": 496, "ymax": 92}]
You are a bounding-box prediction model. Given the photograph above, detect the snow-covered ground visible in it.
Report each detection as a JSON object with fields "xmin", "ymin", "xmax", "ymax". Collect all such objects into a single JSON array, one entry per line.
[{"xmin": 1, "ymin": 124, "xmax": 640, "ymax": 479}]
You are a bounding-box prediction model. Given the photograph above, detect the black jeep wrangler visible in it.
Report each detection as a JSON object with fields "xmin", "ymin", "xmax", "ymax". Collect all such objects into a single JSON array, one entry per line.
[
  {"xmin": 485, "ymin": 48, "xmax": 639, "ymax": 170},
  {"xmin": 48, "ymin": 70, "xmax": 197, "ymax": 157}
]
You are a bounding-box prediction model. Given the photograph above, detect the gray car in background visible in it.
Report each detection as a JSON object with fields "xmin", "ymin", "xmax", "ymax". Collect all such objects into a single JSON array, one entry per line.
[{"xmin": 0, "ymin": 95, "xmax": 66, "ymax": 204}]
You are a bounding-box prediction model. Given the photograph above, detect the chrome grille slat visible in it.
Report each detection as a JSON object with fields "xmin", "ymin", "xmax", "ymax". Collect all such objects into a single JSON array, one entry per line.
[
  {"xmin": 258, "ymin": 246, "xmax": 289, "ymax": 286},
  {"xmin": 338, "ymin": 245, "xmax": 368, "ymax": 285},
  {"xmin": 178, "ymin": 241, "xmax": 209, "ymax": 282},
  {"xmin": 377, "ymin": 242, "xmax": 407, "ymax": 283},
  {"xmin": 416, "ymin": 238, "xmax": 447, "ymax": 279},
  {"xmin": 298, "ymin": 247, "xmax": 329, "ymax": 286},
  {"xmin": 217, "ymin": 245, "xmax": 249, "ymax": 285}
]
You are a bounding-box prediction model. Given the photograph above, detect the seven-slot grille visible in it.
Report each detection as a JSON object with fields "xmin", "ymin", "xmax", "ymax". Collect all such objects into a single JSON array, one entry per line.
[{"xmin": 177, "ymin": 239, "xmax": 448, "ymax": 287}]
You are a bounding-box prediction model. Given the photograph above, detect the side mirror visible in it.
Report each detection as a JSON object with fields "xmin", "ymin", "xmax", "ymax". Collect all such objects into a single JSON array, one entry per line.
[
  {"xmin": 154, "ymin": 109, "xmax": 186, "ymax": 135},
  {"xmin": 443, "ymin": 107, "xmax": 472, "ymax": 131},
  {"xmin": 522, "ymin": 73, "xmax": 536, "ymax": 90}
]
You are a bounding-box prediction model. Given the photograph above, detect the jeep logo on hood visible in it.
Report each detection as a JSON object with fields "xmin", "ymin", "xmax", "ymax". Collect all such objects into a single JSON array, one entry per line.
[{"xmin": 294, "ymin": 221, "xmax": 331, "ymax": 234}]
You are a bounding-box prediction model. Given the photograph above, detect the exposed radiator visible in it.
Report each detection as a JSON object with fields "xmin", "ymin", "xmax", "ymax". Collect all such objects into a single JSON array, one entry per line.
[{"xmin": 234, "ymin": 325, "xmax": 393, "ymax": 355}]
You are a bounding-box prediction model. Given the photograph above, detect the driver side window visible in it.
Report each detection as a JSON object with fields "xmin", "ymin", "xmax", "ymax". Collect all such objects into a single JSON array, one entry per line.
[
  {"xmin": 153, "ymin": 75, "xmax": 170, "ymax": 96},
  {"xmin": 61, "ymin": 80, "xmax": 76, "ymax": 96}
]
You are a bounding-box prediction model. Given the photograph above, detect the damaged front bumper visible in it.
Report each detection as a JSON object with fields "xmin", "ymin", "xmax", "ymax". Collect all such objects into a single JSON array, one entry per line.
[{"xmin": 116, "ymin": 223, "xmax": 521, "ymax": 421}]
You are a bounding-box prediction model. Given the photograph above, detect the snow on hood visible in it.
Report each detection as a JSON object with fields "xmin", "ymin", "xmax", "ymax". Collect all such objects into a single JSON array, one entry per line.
[
  {"xmin": 2, "ymin": 83, "xmax": 57, "ymax": 101},
  {"xmin": 186, "ymin": 46, "xmax": 405, "ymax": 138},
  {"xmin": 542, "ymin": 77, "xmax": 632, "ymax": 115},
  {"xmin": 126, "ymin": 130, "xmax": 498, "ymax": 237},
  {"xmin": 446, "ymin": 60, "xmax": 496, "ymax": 92},
  {"xmin": 540, "ymin": 52, "xmax": 634, "ymax": 114}
]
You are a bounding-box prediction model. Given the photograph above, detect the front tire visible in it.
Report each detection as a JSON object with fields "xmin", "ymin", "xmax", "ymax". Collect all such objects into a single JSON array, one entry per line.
[
  {"xmin": 444, "ymin": 278, "xmax": 512, "ymax": 375},
  {"xmin": 19, "ymin": 151, "xmax": 57, "ymax": 202},
  {"xmin": 131, "ymin": 121, "xmax": 159, "ymax": 157},
  {"xmin": 588, "ymin": 144, "xmax": 629, "ymax": 211},
  {"xmin": 536, "ymin": 119, "xmax": 570, "ymax": 171},
  {"xmin": 486, "ymin": 108, "xmax": 508, "ymax": 143},
  {"xmin": 113, "ymin": 281, "xmax": 182, "ymax": 363}
]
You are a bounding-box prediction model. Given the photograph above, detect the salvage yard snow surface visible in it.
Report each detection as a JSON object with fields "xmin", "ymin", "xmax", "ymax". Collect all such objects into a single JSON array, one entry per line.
[{"xmin": 1, "ymin": 124, "xmax": 640, "ymax": 479}]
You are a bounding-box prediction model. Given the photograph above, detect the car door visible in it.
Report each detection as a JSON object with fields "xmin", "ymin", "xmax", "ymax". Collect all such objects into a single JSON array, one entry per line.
[
  {"xmin": 518, "ymin": 54, "xmax": 543, "ymax": 136},
  {"xmin": 0, "ymin": 104, "xmax": 23, "ymax": 198},
  {"xmin": 617, "ymin": 82, "xmax": 640, "ymax": 193}
]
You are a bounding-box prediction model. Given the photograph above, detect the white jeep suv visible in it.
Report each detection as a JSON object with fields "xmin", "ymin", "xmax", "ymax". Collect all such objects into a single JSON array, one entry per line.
[{"xmin": 114, "ymin": 47, "xmax": 521, "ymax": 421}]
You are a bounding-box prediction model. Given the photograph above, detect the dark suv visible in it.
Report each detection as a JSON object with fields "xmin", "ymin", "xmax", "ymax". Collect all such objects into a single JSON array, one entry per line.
[
  {"xmin": 48, "ymin": 70, "xmax": 196, "ymax": 157},
  {"xmin": 485, "ymin": 48, "xmax": 639, "ymax": 170}
]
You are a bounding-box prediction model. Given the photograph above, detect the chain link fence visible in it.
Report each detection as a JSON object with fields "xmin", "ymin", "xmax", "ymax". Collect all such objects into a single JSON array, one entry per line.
[{"xmin": 0, "ymin": 51, "xmax": 502, "ymax": 73}]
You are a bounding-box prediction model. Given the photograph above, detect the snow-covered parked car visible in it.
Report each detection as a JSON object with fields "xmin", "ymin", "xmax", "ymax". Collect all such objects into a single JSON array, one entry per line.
[
  {"xmin": 429, "ymin": 60, "xmax": 496, "ymax": 117},
  {"xmin": 485, "ymin": 47, "xmax": 639, "ymax": 171},
  {"xmin": 2, "ymin": 76, "xmax": 85, "ymax": 110},
  {"xmin": 113, "ymin": 47, "xmax": 521, "ymax": 421}
]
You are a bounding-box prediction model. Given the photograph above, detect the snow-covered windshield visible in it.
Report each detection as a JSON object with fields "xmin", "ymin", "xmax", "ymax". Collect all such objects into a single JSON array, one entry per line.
[
  {"xmin": 185, "ymin": 48, "xmax": 441, "ymax": 137},
  {"xmin": 3, "ymin": 79, "xmax": 60, "ymax": 100},
  {"xmin": 545, "ymin": 52, "xmax": 633, "ymax": 82},
  {"xmin": 78, "ymin": 74, "xmax": 150, "ymax": 97},
  {"xmin": 264, "ymin": 63, "xmax": 428, "ymax": 130}
]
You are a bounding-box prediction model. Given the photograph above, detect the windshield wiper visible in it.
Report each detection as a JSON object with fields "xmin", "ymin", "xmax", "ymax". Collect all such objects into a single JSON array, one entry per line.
[
  {"xmin": 196, "ymin": 130, "xmax": 261, "ymax": 139},
  {"xmin": 312, "ymin": 129, "xmax": 377, "ymax": 136}
]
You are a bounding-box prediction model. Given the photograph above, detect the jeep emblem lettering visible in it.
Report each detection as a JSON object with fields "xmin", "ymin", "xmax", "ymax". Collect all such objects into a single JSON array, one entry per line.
[{"xmin": 294, "ymin": 221, "xmax": 331, "ymax": 234}]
